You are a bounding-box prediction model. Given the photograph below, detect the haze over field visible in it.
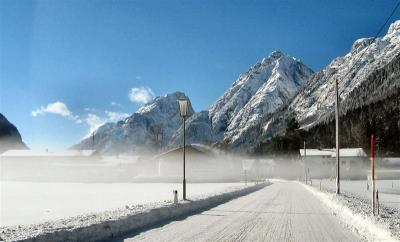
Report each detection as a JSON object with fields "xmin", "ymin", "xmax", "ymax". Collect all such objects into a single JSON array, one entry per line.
[{"xmin": 1, "ymin": 1, "xmax": 400, "ymax": 241}]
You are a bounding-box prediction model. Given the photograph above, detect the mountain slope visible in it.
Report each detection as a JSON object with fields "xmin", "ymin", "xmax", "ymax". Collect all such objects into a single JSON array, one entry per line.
[
  {"xmin": 0, "ymin": 113, "xmax": 28, "ymax": 153},
  {"xmin": 257, "ymin": 20, "xmax": 400, "ymax": 152},
  {"xmin": 291, "ymin": 20, "xmax": 400, "ymax": 127},
  {"xmin": 220, "ymin": 51, "xmax": 314, "ymax": 147},
  {"xmin": 303, "ymin": 53, "xmax": 400, "ymax": 155},
  {"xmin": 73, "ymin": 92, "xmax": 194, "ymax": 154}
]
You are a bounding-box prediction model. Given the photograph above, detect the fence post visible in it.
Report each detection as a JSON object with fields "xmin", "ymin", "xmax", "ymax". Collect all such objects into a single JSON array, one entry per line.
[
  {"xmin": 371, "ymin": 135, "xmax": 376, "ymax": 215},
  {"xmin": 376, "ymin": 190, "xmax": 379, "ymax": 215},
  {"xmin": 173, "ymin": 190, "xmax": 178, "ymax": 204}
]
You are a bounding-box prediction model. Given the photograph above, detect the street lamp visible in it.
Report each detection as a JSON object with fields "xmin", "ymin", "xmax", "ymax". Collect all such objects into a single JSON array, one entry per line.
[
  {"xmin": 334, "ymin": 77, "xmax": 340, "ymax": 194},
  {"xmin": 178, "ymin": 97, "xmax": 189, "ymax": 200}
]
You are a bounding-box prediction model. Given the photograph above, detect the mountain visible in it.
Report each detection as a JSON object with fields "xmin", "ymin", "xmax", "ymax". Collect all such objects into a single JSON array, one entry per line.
[
  {"xmin": 73, "ymin": 92, "xmax": 194, "ymax": 154},
  {"xmin": 170, "ymin": 51, "xmax": 314, "ymax": 149},
  {"xmin": 256, "ymin": 20, "xmax": 400, "ymax": 154},
  {"xmin": 0, "ymin": 113, "xmax": 28, "ymax": 153},
  {"xmin": 73, "ymin": 20, "xmax": 400, "ymax": 155}
]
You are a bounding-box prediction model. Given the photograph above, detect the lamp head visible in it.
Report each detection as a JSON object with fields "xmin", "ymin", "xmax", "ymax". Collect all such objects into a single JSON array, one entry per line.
[{"xmin": 178, "ymin": 98, "xmax": 189, "ymax": 118}]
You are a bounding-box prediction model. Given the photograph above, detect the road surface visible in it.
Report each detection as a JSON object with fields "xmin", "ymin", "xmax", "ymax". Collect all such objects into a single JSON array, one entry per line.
[{"xmin": 117, "ymin": 181, "xmax": 359, "ymax": 242}]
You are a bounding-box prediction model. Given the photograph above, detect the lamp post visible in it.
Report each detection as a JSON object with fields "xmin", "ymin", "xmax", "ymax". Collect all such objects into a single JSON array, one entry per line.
[
  {"xmin": 334, "ymin": 77, "xmax": 340, "ymax": 195},
  {"xmin": 178, "ymin": 97, "xmax": 189, "ymax": 200}
]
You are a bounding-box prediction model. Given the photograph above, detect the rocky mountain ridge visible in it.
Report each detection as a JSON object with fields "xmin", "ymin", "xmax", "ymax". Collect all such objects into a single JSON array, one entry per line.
[{"xmin": 0, "ymin": 113, "xmax": 28, "ymax": 153}]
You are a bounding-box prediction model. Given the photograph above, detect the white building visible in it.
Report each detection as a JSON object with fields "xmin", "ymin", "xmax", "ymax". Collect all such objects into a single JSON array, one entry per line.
[{"xmin": 299, "ymin": 148, "xmax": 368, "ymax": 179}]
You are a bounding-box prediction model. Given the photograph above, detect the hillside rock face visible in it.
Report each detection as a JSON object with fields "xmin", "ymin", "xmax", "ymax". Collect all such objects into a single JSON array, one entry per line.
[
  {"xmin": 170, "ymin": 51, "xmax": 313, "ymax": 149},
  {"xmin": 73, "ymin": 92, "xmax": 194, "ymax": 154},
  {"xmin": 0, "ymin": 113, "xmax": 28, "ymax": 153}
]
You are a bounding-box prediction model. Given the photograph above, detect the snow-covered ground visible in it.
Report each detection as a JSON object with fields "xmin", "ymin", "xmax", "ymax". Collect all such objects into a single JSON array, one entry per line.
[
  {"xmin": 310, "ymin": 179, "xmax": 400, "ymax": 209},
  {"xmin": 0, "ymin": 181, "xmax": 248, "ymax": 227},
  {"xmin": 0, "ymin": 181, "xmax": 266, "ymax": 241},
  {"xmin": 306, "ymin": 180, "xmax": 400, "ymax": 241}
]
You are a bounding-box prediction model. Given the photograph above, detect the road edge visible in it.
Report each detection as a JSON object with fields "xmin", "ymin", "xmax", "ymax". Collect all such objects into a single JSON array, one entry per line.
[{"xmin": 301, "ymin": 182, "xmax": 398, "ymax": 242}]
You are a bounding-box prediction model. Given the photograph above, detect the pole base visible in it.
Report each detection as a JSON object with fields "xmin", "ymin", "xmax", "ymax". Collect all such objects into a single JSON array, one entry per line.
[{"xmin": 183, "ymin": 179, "xmax": 186, "ymax": 200}]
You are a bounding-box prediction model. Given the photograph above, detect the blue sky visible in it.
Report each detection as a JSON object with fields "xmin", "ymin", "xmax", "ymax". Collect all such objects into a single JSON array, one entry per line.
[{"xmin": 1, "ymin": 0, "xmax": 399, "ymax": 150}]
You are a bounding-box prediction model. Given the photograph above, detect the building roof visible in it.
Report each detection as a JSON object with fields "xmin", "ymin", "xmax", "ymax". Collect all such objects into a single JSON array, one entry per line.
[
  {"xmin": 299, "ymin": 148, "xmax": 367, "ymax": 158},
  {"xmin": 0, "ymin": 149, "xmax": 97, "ymax": 158},
  {"xmin": 331, "ymin": 148, "xmax": 367, "ymax": 157},
  {"xmin": 299, "ymin": 149, "xmax": 335, "ymax": 157},
  {"xmin": 155, "ymin": 145, "xmax": 211, "ymax": 159}
]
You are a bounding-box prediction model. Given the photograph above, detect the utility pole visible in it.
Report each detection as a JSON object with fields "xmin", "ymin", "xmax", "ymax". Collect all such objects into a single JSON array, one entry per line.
[
  {"xmin": 183, "ymin": 116, "xmax": 186, "ymax": 200},
  {"xmin": 304, "ymin": 141, "xmax": 307, "ymax": 184},
  {"xmin": 371, "ymin": 134, "xmax": 376, "ymax": 215},
  {"xmin": 335, "ymin": 78, "xmax": 340, "ymax": 195},
  {"xmin": 92, "ymin": 131, "xmax": 95, "ymax": 149}
]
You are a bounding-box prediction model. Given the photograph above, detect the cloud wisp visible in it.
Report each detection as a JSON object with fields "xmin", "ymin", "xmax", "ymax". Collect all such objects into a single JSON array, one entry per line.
[
  {"xmin": 85, "ymin": 111, "xmax": 130, "ymax": 134},
  {"xmin": 111, "ymin": 101, "xmax": 122, "ymax": 107},
  {"xmin": 129, "ymin": 86, "xmax": 154, "ymax": 104},
  {"xmin": 32, "ymin": 101, "xmax": 82, "ymax": 123},
  {"xmin": 32, "ymin": 101, "xmax": 130, "ymax": 138}
]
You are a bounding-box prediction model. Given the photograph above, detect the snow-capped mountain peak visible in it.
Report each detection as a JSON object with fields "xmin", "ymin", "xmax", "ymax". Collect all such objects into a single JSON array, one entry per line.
[
  {"xmin": 388, "ymin": 19, "xmax": 400, "ymax": 35},
  {"xmin": 168, "ymin": 51, "xmax": 313, "ymax": 149},
  {"xmin": 216, "ymin": 51, "xmax": 313, "ymax": 146},
  {"xmin": 351, "ymin": 38, "xmax": 375, "ymax": 54}
]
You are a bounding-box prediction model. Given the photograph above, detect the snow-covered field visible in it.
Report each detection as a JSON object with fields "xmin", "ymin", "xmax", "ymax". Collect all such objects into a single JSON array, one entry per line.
[
  {"xmin": 310, "ymin": 179, "xmax": 400, "ymax": 209},
  {"xmin": 0, "ymin": 181, "xmax": 267, "ymax": 241},
  {"xmin": 0, "ymin": 181, "xmax": 248, "ymax": 227}
]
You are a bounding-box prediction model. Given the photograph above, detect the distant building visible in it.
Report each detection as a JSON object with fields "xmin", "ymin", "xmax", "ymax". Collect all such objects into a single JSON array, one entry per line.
[
  {"xmin": 299, "ymin": 148, "xmax": 368, "ymax": 179},
  {"xmin": 156, "ymin": 144, "xmax": 241, "ymax": 181},
  {"xmin": 0, "ymin": 149, "xmax": 101, "ymax": 181},
  {"xmin": 0, "ymin": 149, "xmax": 99, "ymax": 163}
]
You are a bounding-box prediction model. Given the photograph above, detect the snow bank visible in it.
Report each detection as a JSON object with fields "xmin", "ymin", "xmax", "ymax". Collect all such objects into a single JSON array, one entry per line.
[
  {"xmin": 302, "ymin": 183, "xmax": 399, "ymax": 242},
  {"xmin": 0, "ymin": 182, "xmax": 269, "ymax": 242}
]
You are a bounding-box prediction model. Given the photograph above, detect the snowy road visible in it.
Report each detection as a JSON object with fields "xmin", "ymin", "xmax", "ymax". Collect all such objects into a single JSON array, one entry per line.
[{"xmin": 117, "ymin": 181, "xmax": 359, "ymax": 242}]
